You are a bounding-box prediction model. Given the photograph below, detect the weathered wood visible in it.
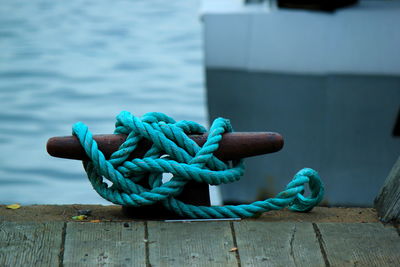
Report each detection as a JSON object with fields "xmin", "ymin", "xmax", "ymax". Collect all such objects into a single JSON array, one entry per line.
[
  {"xmin": 0, "ymin": 222, "xmax": 64, "ymax": 267},
  {"xmin": 233, "ymin": 221, "xmax": 325, "ymax": 266},
  {"xmin": 317, "ymin": 223, "xmax": 400, "ymax": 266},
  {"xmin": 47, "ymin": 132, "xmax": 284, "ymax": 161},
  {"xmin": 0, "ymin": 205, "xmax": 380, "ymax": 223},
  {"xmin": 374, "ymin": 156, "xmax": 400, "ymax": 223},
  {"xmin": 1, "ymin": 218, "xmax": 400, "ymax": 266},
  {"xmin": 63, "ymin": 222, "xmax": 146, "ymax": 266},
  {"xmin": 147, "ymin": 221, "xmax": 237, "ymax": 266}
]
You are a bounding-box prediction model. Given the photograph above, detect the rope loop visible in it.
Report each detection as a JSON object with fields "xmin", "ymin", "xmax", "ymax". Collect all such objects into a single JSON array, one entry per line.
[{"xmin": 73, "ymin": 111, "xmax": 324, "ymax": 218}]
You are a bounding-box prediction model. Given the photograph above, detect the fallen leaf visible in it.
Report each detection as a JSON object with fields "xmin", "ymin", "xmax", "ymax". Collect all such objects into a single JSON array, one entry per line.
[
  {"xmin": 72, "ymin": 215, "xmax": 88, "ymax": 220},
  {"xmin": 229, "ymin": 247, "xmax": 238, "ymax": 252},
  {"xmin": 6, "ymin": 204, "xmax": 21, "ymax": 209},
  {"xmin": 89, "ymin": 219, "xmax": 101, "ymax": 223}
]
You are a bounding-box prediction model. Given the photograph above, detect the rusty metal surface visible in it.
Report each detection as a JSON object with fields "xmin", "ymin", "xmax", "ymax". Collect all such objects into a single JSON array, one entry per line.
[{"xmin": 47, "ymin": 132, "xmax": 284, "ymax": 161}]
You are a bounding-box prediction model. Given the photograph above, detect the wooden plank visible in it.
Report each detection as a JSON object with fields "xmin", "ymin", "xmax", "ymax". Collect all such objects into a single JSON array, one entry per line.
[
  {"xmin": 63, "ymin": 222, "xmax": 146, "ymax": 266},
  {"xmin": 233, "ymin": 221, "xmax": 325, "ymax": 266},
  {"xmin": 317, "ymin": 223, "xmax": 400, "ymax": 266},
  {"xmin": 0, "ymin": 205, "xmax": 380, "ymax": 223},
  {"xmin": 0, "ymin": 222, "xmax": 64, "ymax": 267},
  {"xmin": 375, "ymin": 155, "xmax": 400, "ymax": 223},
  {"xmin": 147, "ymin": 221, "xmax": 237, "ymax": 266}
]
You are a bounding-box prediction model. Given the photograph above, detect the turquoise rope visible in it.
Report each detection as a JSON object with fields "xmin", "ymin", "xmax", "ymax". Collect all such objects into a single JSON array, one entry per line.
[{"xmin": 72, "ymin": 111, "xmax": 324, "ymax": 218}]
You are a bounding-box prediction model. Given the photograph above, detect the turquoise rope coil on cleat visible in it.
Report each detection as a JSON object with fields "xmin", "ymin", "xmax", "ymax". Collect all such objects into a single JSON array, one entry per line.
[{"xmin": 72, "ymin": 111, "xmax": 324, "ymax": 218}]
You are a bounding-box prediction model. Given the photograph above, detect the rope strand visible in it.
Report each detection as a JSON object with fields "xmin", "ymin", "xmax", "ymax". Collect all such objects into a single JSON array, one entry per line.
[{"xmin": 72, "ymin": 111, "xmax": 324, "ymax": 218}]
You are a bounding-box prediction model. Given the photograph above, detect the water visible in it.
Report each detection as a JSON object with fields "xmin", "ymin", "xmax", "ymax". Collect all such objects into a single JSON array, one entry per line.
[{"xmin": 0, "ymin": 0, "xmax": 208, "ymax": 205}]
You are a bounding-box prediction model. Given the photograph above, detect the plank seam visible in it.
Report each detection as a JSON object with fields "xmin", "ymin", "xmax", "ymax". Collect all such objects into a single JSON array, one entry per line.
[
  {"xmin": 58, "ymin": 222, "xmax": 67, "ymax": 267},
  {"xmin": 144, "ymin": 222, "xmax": 151, "ymax": 267},
  {"xmin": 289, "ymin": 224, "xmax": 298, "ymax": 266},
  {"xmin": 230, "ymin": 222, "xmax": 241, "ymax": 267},
  {"xmin": 312, "ymin": 223, "xmax": 331, "ymax": 267}
]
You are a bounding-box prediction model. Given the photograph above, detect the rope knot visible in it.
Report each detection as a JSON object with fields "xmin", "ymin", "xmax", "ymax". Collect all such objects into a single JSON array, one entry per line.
[{"xmin": 73, "ymin": 111, "xmax": 324, "ymax": 218}]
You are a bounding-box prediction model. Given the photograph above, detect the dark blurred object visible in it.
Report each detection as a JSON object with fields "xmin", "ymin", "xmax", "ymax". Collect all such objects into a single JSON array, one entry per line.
[
  {"xmin": 393, "ymin": 108, "xmax": 400, "ymax": 137},
  {"xmin": 246, "ymin": 0, "xmax": 266, "ymax": 3},
  {"xmin": 277, "ymin": 0, "xmax": 359, "ymax": 12},
  {"xmin": 77, "ymin": 209, "xmax": 92, "ymax": 216}
]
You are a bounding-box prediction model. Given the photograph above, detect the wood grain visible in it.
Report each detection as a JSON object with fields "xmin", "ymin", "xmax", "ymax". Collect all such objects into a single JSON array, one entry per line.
[
  {"xmin": 375, "ymin": 155, "xmax": 400, "ymax": 223},
  {"xmin": 62, "ymin": 222, "xmax": 146, "ymax": 266},
  {"xmin": 0, "ymin": 222, "xmax": 64, "ymax": 267},
  {"xmin": 233, "ymin": 221, "xmax": 325, "ymax": 266},
  {"xmin": 147, "ymin": 221, "xmax": 237, "ymax": 266},
  {"xmin": 317, "ymin": 223, "xmax": 400, "ymax": 266},
  {"xmin": 0, "ymin": 205, "xmax": 380, "ymax": 223}
]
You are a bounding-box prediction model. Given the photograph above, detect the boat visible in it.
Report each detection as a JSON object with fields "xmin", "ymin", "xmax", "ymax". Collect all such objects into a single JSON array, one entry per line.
[{"xmin": 201, "ymin": 0, "xmax": 400, "ymax": 206}]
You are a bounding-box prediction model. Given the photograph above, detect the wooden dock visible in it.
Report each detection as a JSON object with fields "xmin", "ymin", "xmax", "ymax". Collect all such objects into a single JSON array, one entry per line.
[{"xmin": 0, "ymin": 205, "xmax": 399, "ymax": 266}]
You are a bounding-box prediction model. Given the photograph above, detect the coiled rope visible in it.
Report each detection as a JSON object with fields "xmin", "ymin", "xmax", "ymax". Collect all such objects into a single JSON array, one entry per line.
[{"xmin": 72, "ymin": 111, "xmax": 324, "ymax": 218}]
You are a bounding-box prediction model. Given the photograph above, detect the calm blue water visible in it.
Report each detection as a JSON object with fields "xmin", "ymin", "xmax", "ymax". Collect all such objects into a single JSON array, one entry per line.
[{"xmin": 0, "ymin": 0, "xmax": 207, "ymax": 204}]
